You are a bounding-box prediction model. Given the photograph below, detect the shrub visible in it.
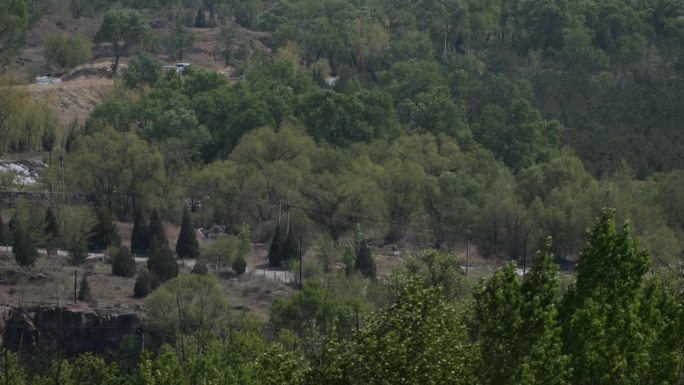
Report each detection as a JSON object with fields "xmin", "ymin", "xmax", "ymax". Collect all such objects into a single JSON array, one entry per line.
[
  {"xmin": 134, "ymin": 270, "xmax": 151, "ymax": 298},
  {"xmin": 232, "ymin": 254, "xmax": 246, "ymax": 276},
  {"xmin": 44, "ymin": 33, "xmax": 91, "ymax": 69},
  {"xmin": 112, "ymin": 246, "xmax": 136, "ymax": 278},
  {"xmin": 355, "ymin": 242, "xmax": 376, "ymax": 279},
  {"xmin": 191, "ymin": 260, "xmax": 208, "ymax": 275}
]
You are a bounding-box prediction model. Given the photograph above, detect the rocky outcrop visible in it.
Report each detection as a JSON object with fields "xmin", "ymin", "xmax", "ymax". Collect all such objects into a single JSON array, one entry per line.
[{"xmin": 0, "ymin": 305, "xmax": 143, "ymax": 357}]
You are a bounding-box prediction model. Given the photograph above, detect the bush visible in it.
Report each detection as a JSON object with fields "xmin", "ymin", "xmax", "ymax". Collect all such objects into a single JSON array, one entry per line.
[
  {"xmin": 134, "ymin": 270, "xmax": 151, "ymax": 298},
  {"xmin": 44, "ymin": 33, "xmax": 91, "ymax": 69},
  {"xmin": 232, "ymin": 254, "xmax": 246, "ymax": 275},
  {"xmin": 355, "ymin": 242, "xmax": 376, "ymax": 279},
  {"xmin": 112, "ymin": 246, "xmax": 136, "ymax": 278},
  {"xmin": 191, "ymin": 260, "xmax": 208, "ymax": 275},
  {"xmin": 78, "ymin": 276, "xmax": 92, "ymax": 302}
]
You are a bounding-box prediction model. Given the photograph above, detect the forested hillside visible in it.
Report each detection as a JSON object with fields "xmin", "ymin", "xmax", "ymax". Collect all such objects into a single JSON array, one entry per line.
[{"xmin": 0, "ymin": 0, "xmax": 683, "ymax": 384}]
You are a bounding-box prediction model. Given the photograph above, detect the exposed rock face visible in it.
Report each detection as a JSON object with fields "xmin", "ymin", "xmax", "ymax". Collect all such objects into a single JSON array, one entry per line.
[{"xmin": 0, "ymin": 305, "xmax": 143, "ymax": 357}]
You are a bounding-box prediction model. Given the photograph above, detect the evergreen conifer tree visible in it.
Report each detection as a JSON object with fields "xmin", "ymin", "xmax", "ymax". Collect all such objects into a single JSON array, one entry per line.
[
  {"xmin": 148, "ymin": 209, "xmax": 168, "ymax": 247},
  {"xmin": 176, "ymin": 207, "xmax": 199, "ymax": 259},
  {"xmin": 232, "ymin": 254, "xmax": 246, "ymax": 275},
  {"xmin": 44, "ymin": 207, "xmax": 60, "ymax": 255},
  {"xmin": 130, "ymin": 207, "xmax": 150, "ymax": 254},
  {"xmin": 355, "ymin": 242, "xmax": 376, "ymax": 278},
  {"xmin": 147, "ymin": 235, "xmax": 178, "ymax": 282},
  {"xmin": 112, "ymin": 246, "xmax": 136, "ymax": 278},
  {"xmin": 89, "ymin": 208, "xmax": 121, "ymax": 251},
  {"xmin": 0, "ymin": 213, "xmax": 6, "ymax": 246},
  {"xmin": 282, "ymin": 228, "xmax": 298, "ymax": 262},
  {"xmin": 78, "ymin": 276, "xmax": 92, "ymax": 302},
  {"xmin": 12, "ymin": 225, "xmax": 39, "ymax": 266},
  {"xmin": 268, "ymin": 224, "xmax": 284, "ymax": 267}
]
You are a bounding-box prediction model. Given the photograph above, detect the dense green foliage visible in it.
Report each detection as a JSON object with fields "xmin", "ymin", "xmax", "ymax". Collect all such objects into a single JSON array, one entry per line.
[
  {"xmin": 94, "ymin": 9, "xmax": 149, "ymax": 73},
  {"xmin": 43, "ymin": 33, "xmax": 91, "ymax": 69},
  {"xmin": 112, "ymin": 245, "xmax": 136, "ymax": 278},
  {"xmin": 267, "ymin": 224, "xmax": 284, "ymax": 267},
  {"xmin": 134, "ymin": 269, "xmax": 152, "ymax": 298},
  {"xmin": 147, "ymin": 234, "xmax": 178, "ymax": 282},
  {"xmin": 175, "ymin": 207, "xmax": 199, "ymax": 259},
  {"xmin": 89, "ymin": 208, "xmax": 121, "ymax": 251},
  {"xmin": 0, "ymin": 1, "xmax": 683, "ymax": 383},
  {"xmin": 12, "ymin": 223, "xmax": 38, "ymax": 266}
]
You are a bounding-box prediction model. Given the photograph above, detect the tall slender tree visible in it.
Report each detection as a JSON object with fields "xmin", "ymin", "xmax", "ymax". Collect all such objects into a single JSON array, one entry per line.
[
  {"xmin": 89, "ymin": 208, "xmax": 121, "ymax": 251},
  {"xmin": 268, "ymin": 224, "xmax": 284, "ymax": 267},
  {"xmin": 355, "ymin": 241, "xmax": 376, "ymax": 278},
  {"xmin": 282, "ymin": 228, "xmax": 298, "ymax": 262},
  {"xmin": 130, "ymin": 207, "xmax": 150, "ymax": 254},
  {"xmin": 148, "ymin": 209, "xmax": 168, "ymax": 248},
  {"xmin": 176, "ymin": 207, "xmax": 199, "ymax": 259},
  {"xmin": 12, "ymin": 224, "xmax": 38, "ymax": 266},
  {"xmin": 147, "ymin": 235, "xmax": 178, "ymax": 282},
  {"xmin": 44, "ymin": 206, "xmax": 60, "ymax": 255},
  {"xmin": 562, "ymin": 208, "xmax": 652, "ymax": 385}
]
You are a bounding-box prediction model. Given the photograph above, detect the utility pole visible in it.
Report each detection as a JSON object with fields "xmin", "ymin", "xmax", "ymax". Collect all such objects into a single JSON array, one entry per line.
[
  {"xmin": 465, "ymin": 229, "xmax": 470, "ymax": 278},
  {"xmin": 74, "ymin": 270, "xmax": 77, "ymax": 304}
]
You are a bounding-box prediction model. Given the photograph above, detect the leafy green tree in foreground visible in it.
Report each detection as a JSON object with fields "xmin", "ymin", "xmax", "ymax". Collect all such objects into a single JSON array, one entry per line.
[
  {"xmin": 322, "ymin": 280, "xmax": 475, "ymax": 385},
  {"xmin": 475, "ymin": 238, "xmax": 569, "ymax": 385},
  {"xmin": 176, "ymin": 207, "xmax": 199, "ymax": 259},
  {"xmin": 561, "ymin": 208, "xmax": 656, "ymax": 385}
]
